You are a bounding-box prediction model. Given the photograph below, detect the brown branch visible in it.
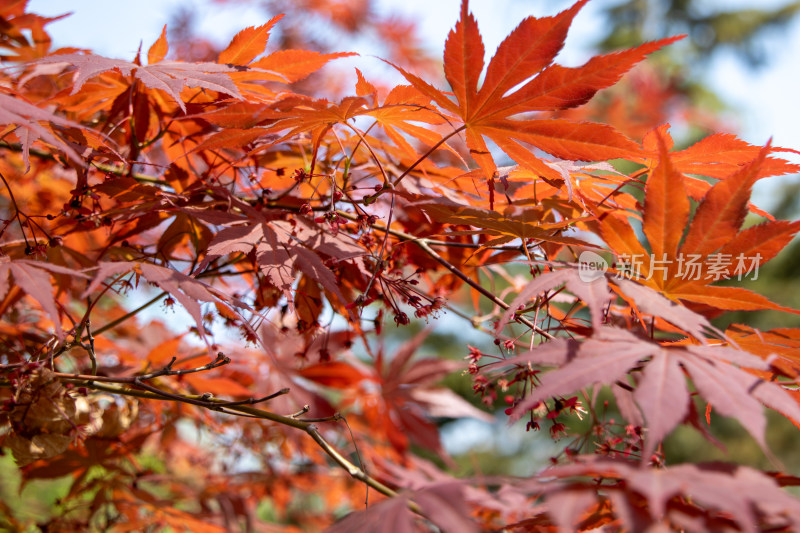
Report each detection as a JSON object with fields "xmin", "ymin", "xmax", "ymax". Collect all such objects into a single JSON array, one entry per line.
[
  {"xmin": 57, "ymin": 378, "xmax": 407, "ymax": 506},
  {"xmin": 387, "ymin": 125, "xmax": 466, "ymax": 190},
  {"xmin": 84, "ymin": 318, "xmax": 97, "ymax": 377},
  {"xmin": 42, "ymin": 355, "xmax": 412, "ymax": 509},
  {"xmin": 201, "ymin": 388, "xmax": 291, "ymax": 407},
  {"xmin": 0, "ymin": 140, "xmax": 166, "ymax": 185},
  {"xmin": 53, "ymin": 352, "xmax": 230, "ymax": 385},
  {"xmin": 90, "ymin": 292, "xmax": 165, "ymax": 338},
  {"xmin": 305, "ymin": 423, "xmax": 419, "ymax": 512},
  {"xmin": 139, "ymin": 352, "xmax": 231, "ymax": 379}
]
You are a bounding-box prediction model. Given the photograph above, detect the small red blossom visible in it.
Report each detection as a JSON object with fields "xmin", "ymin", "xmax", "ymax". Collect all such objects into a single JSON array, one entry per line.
[
  {"xmin": 393, "ymin": 312, "xmax": 410, "ymax": 326},
  {"xmin": 549, "ymin": 422, "xmax": 567, "ymax": 440}
]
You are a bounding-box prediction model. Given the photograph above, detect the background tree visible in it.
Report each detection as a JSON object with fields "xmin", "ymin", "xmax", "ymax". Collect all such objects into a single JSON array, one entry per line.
[{"xmin": 1, "ymin": 0, "xmax": 800, "ymax": 531}]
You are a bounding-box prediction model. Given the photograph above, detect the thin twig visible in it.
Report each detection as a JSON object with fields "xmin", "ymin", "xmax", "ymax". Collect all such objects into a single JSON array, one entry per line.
[
  {"xmin": 337, "ymin": 210, "xmax": 554, "ymax": 339},
  {"xmin": 287, "ymin": 405, "xmax": 310, "ymax": 418},
  {"xmin": 85, "ymin": 317, "xmax": 97, "ymax": 377},
  {"xmin": 388, "ymin": 126, "xmax": 466, "ymax": 190},
  {"xmin": 209, "ymin": 388, "xmax": 290, "ymax": 407},
  {"xmin": 136, "ymin": 352, "xmax": 231, "ymax": 380},
  {"xmin": 90, "ymin": 292, "xmax": 165, "ymax": 338},
  {"xmin": 0, "ymin": 170, "xmax": 30, "ymax": 248},
  {"xmin": 305, "ymin": 424, "xmax": 416, "ymax": 510},
  {"xmin": 54, "ymin": 352, "xmax": 230, "ymax": 384}
]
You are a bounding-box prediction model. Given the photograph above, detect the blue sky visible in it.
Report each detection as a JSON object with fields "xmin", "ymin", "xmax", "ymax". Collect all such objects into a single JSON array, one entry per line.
[{"xmin": 27, "ymin": 0, "xmax": 800, "ymax": 209}]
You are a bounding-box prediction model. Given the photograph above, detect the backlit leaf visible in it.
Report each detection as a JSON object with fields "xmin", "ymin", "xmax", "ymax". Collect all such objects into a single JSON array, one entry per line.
[{"xmin": 218, "ymin": 17, "xmax": 282, "ymax": 65}]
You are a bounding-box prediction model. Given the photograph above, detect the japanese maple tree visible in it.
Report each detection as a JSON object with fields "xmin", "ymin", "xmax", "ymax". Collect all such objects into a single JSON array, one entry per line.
[{"xmin": 2, "ymin": 0, "xmax": 800, "ymax": 531}]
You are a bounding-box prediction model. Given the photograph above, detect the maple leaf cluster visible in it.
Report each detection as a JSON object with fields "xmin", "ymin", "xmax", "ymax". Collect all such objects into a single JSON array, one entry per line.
[{"xmin": 1, "ymin": 0, "xmax": 800, "ymax": 531}]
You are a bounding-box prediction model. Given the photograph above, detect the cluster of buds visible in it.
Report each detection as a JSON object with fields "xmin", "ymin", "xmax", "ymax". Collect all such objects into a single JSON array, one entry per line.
[
  {"xmin": 469, "ymin": 342, "xmax": 597, "ymax": 442},
  {"xmin": 379, "ymin": 269, "xmax": 446, "ymax": 326},
  {"xmin": 355, "ymin": 213, "xmax": 379, "ymax": 232},
  {"xmin": 591, "ymin": 404, "xmax": 646, "ymax": 460},
  {"xmin": 393, "ymin": 311, "xmax": 410, "ymax": 326},
  {"xmin": 465, "ymin": 345, "xmax": 484, "ymax": 375},
  {"xmin": 510, "ymin": 396, "xmax": 587, "ymax": 438},
  {"xmin": 471, "ymin": 375, "xmax": 496, "ymax": 406},
  {"xmin": 64, "ymin": 185, "xmax": 105, "ymax": 227},
  {"xmin": 314, "ymin": 211, "xmax": 343, "ymax": 234},
  {"xmin": 292, "ymin": 168, "xmax": 309, "ymax": 183},
  {"xmin": 547, "ymin": 396, "xmax": 587, "ymax": 421},
  {"xmin": 360, "ymin": 231, "xmax": 376, "ymax": 249},
  {"xmin": 413, "ymin": 296, "xmax": 446, "ymax": 320}
]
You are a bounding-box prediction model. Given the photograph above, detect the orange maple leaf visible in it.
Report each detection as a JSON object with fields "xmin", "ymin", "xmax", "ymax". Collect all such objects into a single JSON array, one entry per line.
[
  {"xmin": 387, "ymin": 0, "xmax": 680, "ymax": 184},
  {"xmin": 600, "ymin": 127, "xmax": 800, "ymax": 313}
]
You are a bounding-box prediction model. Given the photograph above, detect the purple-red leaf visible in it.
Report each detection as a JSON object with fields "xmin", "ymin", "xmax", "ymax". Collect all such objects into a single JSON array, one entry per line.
[
  {"xmin": 0, "ymin": 92, "xmax": 86, "ymax": 169},
  {"xmin": 32, "ymin": 53, "xmax": 251, "ymax": 112},
  {"xmin": 0, "ymin": 259, "xmax": 88, "ymax": 340},
  {"xmin": 634, "ymin": 350, "xmax": 688, "ymax": 460},
  {"xmin": 507, "ymin": 327, "xmax": 658, "ymax": 422}
]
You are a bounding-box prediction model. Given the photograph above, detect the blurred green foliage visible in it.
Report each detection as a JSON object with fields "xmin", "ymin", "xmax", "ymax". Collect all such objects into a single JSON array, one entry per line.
[{"xmin": 598, "ymin": 0, "xmax": 800, "ymax": 67}]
